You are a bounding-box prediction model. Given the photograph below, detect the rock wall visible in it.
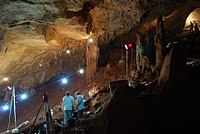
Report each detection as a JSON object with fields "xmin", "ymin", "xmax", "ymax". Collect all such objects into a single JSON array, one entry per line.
[
  {"xmin": 0, "ymin": 0, "xmax": 200, "ymax": 96},
  {"xmin": 0, "ymin": 21, "xmax": 86, "ymax": 90},
  {"xmin": 89, "ymin": 0, "xmax": 191, "ymax": 47}
]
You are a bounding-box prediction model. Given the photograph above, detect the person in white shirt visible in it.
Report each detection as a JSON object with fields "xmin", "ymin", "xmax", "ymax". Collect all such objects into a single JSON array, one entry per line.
[{"xmin": 62, "ymin": 91, "xmax": 74, "ymax": 126}]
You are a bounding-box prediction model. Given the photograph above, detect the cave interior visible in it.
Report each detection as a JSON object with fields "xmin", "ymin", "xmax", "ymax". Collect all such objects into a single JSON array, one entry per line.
[{"xmin": 0, "ymin": 0, "xmax": 200, "ymax": 133}]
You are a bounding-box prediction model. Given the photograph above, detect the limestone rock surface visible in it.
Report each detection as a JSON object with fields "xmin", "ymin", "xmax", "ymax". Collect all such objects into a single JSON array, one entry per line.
[{"xmin": 0, "ymin": 0, "xmax": 200, "ymax": 97}]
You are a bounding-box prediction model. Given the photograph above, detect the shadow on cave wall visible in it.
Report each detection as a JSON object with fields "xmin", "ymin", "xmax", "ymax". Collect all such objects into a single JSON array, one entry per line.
[{"xmin": 64, "ymin": 2, "xmax": 94, "ymax": 22}]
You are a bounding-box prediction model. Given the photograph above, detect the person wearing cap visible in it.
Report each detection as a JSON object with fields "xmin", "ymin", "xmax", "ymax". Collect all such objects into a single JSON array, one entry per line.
[
  {"xmin": 62, "ymin": 91, "xmax": 74, "ymax": 126},
  {"xmin": 75, "ymin": 91, "xmax": 85, "ymax": 119}
]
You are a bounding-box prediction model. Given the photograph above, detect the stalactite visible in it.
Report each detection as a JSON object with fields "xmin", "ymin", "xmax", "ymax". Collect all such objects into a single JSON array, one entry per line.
[{"xmin": 154, "ymin": 15, "xmax": 166, "ymax": 75}]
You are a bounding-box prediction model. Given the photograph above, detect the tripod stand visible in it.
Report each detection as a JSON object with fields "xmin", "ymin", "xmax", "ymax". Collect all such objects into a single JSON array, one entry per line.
[{"xmin": 28, "ymin": 93, "xmax": 55, "ymax": 134}]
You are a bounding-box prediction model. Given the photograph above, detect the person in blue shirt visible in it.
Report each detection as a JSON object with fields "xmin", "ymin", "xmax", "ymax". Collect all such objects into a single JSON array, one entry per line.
[
  {"xmin": 75, "ymin": 91, "xmax": 85, "ymax": 119},
  {"xmin": 62, "ymin": 91, "xmax": 74, "ymax": 126}
]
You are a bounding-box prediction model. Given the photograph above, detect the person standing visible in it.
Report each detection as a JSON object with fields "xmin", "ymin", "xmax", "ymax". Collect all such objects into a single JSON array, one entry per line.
[
  {"xmin": 62, "ymin": 91, "xmax": 74, "ymax": 126},
  {"xmin": 75, "ymin": 91, "xmax": 85, "ymax": 119}
]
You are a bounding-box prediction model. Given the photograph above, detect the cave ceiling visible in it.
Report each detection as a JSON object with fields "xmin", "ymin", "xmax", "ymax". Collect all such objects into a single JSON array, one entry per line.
[{"xmin": 0, "ymin": 0, "xmax": 200, "ymax": 91}]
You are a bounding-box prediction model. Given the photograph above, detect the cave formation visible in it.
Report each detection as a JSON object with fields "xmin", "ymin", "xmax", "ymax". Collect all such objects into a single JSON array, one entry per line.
[{"xmin": 0, "ymin": 0, "xmax": 200, "ymax": 133}]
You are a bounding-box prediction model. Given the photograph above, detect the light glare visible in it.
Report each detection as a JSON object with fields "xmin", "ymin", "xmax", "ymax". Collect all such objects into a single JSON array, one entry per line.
[
  {"xmin": 21, "ymin": 94, "xmax": 27, "ymax": 100},
  {"xmin": 79, "ymin": 69, "xmax": 84, "ymax": 74},
  {"xmin": 66, "ymin": 50, "xmax": 70, "ymax": 54},
  {"xmin": 89, "ymin": 38, "xmax": 93, "ymax": 43},
  {"xmin": 124, "ymin": 44, "xmax": 128, "ymax": 50},
  {"xmin": 3, "ymin": 77, "xmax": 8, "ymax": 81},
  {"xmin": 2, "ymin": 105, "xmax": 9, "ymax": 111},
  {"xmin": 62, "ymin": 78, "xmax": 68, "ymax": 84}
]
